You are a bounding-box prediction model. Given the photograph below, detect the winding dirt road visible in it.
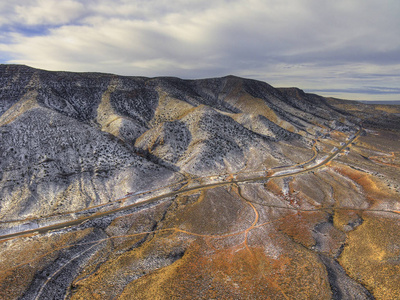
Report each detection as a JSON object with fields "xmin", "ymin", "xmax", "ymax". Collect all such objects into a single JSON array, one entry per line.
[{"xmin": 0, "ymin": 128, "xmax": 363, "ymax": 242}]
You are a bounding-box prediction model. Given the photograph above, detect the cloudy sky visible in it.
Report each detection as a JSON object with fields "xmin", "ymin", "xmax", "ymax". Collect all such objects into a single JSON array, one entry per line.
[{"xmin": 0, "ymin": 0, "xmax": 399, "ymax": 101}]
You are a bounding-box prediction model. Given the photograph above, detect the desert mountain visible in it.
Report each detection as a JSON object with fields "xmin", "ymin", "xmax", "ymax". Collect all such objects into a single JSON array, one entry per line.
[{"xmin": 1, "ymin": 65, "xmax": 399, "ymax": 299}]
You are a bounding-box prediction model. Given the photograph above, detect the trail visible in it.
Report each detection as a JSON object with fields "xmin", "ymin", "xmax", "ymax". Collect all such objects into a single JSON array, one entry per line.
[{"xmin": 0, "ymin": 128, "xmax": 364, "ymax": 242}]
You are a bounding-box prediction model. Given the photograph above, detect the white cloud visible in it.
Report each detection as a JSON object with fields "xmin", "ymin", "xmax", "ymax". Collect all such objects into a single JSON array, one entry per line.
[
  {"xmin": 0, "ymin": 0, "xmax": 399, "ymax": 100},
  {"xmin": 13, "ymin": 0, "xmax": 85, "ymax": 25}
]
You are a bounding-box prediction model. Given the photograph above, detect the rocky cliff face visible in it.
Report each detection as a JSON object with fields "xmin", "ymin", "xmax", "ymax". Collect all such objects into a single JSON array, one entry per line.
[{"xmin": 1, "ymin": 65, "xmax": 400, "ymax": 299}]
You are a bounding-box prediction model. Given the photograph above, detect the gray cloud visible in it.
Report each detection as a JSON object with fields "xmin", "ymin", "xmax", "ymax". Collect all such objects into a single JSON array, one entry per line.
[
  {"xmin": 0, "ymin": 0, "xmax": 399, "ymax": 101},
  {"xmin": 309, "ymin": 86, "xmax": 400, "ymax": 95}
]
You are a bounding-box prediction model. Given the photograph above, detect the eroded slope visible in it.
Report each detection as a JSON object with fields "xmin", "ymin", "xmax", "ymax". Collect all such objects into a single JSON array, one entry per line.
[{"xmin": 1, "ymin": 65, "xmax": 399, "ymax": 299}]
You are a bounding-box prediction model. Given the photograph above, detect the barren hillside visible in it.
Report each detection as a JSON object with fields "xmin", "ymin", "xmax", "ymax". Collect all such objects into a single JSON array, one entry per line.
[{"xmin": 1, "ymin": 65, "xmax": 399, "ymax": 299}]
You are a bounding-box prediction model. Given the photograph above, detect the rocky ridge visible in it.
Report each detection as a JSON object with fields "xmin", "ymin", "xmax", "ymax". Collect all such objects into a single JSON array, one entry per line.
[{"xmin": 0, "ymin": 65, "xmax": 400, "ymax": 299}]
